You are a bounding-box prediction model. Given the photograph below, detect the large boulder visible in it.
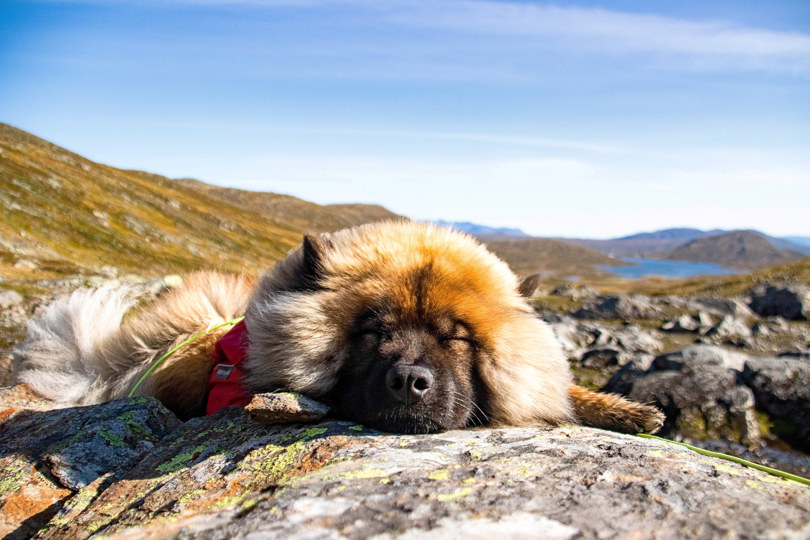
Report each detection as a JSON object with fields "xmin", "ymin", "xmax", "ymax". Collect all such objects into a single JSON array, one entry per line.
[
  {"xmin": 743, "ymin": 356, "xmax": 810, "ymax": 452},
  {"xmin": 0, "ymin": 392, "xmax": 808, "ymax": 539},
  {"xmin": 547, "ymin": 315, "xmax": 661, "ymax": 368},
  {"xmin": 603, "ymin": 346, "xmax": 760, "ymax": 445},
  {"xmin": 0, "ymin": 406, "xmax": 806, "ymax": 539},
  {"xmin": 0, "ymin": 393, "xmax": 181, "ymax": 539},
  {"xmin": 572, "ymin": 295, "xmax": 659, "ymax": 320},
  {"xmin": 749, "ymin": 284, "xmax": 810, "ymax": 320}
]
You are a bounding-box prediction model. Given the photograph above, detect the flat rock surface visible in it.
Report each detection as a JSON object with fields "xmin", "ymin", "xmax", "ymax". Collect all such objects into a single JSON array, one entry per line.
[
  {"xmin": 0, "ymin": 395, "xmax": 181, "ymax": 539},
  {"xmin": 0, "ymin": 397, "xmax": 804, "ymax": 539},
  {"xmin": 97, "ymin": 420, "xmax": 809, "ymax": 540},
  {"xmin": 245, "ymin": 392, "xmax": 332, "ymax": 424}
]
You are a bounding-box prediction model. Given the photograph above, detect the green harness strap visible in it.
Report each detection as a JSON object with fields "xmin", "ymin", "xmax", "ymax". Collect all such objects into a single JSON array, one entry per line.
[
  {"xmin": 127, "ymin": 316, "xmax": 245, "ymax": 398},
  {"xmin": 636, "ymin": 433, "xmax": 810, "ymax": 487}
]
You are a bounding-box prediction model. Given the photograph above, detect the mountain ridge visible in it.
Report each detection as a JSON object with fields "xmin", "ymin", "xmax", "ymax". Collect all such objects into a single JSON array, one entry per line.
[{"xmin": 655, "ymin": 230, "xmax": 805, "ymax": 270}]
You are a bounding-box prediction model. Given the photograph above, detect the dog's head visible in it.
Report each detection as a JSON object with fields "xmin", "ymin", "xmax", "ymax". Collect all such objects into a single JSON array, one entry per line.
[{"xmin": 245, "ymin": 221, "xmax": 573, "ymax": 433}]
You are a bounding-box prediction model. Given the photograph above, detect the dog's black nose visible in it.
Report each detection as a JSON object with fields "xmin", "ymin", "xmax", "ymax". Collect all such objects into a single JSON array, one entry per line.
[{"xmin": 386, "ymin": 365, "xmax": 434, "ymax": 405}]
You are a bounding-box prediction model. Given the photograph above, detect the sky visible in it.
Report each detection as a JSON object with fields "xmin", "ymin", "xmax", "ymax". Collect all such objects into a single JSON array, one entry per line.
[{"xmin": 1, "ymin": 0, "xmax": 809, "ymax": 239}]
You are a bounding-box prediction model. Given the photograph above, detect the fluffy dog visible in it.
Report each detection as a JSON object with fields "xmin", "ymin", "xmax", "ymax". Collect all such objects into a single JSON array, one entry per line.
[{"xmin": 13, "ymin": 221, "xmax": 663, "ymax": 434}]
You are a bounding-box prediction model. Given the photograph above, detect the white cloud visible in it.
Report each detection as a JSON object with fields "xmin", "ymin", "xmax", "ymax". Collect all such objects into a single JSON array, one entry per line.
[{"xmin": 385, "ymin": 1, "xmax": 810, "ymax": 72}]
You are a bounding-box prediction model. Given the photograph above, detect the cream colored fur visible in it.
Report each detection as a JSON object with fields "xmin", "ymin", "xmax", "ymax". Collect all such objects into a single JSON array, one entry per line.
[{"xmin": 13, "ymin": 273, "xmax": 253, "ymax": 410}]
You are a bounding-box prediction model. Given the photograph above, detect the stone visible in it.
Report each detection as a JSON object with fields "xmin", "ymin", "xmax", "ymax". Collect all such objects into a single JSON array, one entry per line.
[
  {"xmin": 245, "ymin": 392, "xmax": 332, "ymax": 424},
  {"xmin": 693, "ymin": 297, "xmax": 754, "ymax": 319},
  {"xmin": 17, "ymin": 413, "xmax": 810, "ymax": 539},
  {"xmin": 13, "ymin": 260, "xmax": 37, "ymax": 271},
  {"xmin": 661, "ymin": 313, "xmax": 712, "ymax": 333},
  {"xmin": 749, "ymin": 284, "xmax": 810, "ymax": 321},
  {"xmin": 705, "ymin": 315, "xmax": 752, "ymax": 341},
  {"xmin": 743, "ymin": 356, "xmax": 810, "ymax": 452},
  {"xmin": 0, "ymin": 395, "xmax": 181, "ymax": 538},
  {"xmin": 572, "ymin": 295, "xmax": 659, "ymax": 320},
  {"xmin": 550, "ymin": 284, "xmax": 598, "ymax": 300},
  {"xmin": 0, "ymin": 290, "xmax": 23, "ymax": 309},
  {"xmin": 604, "ymin": 346, "xmax": 761, "ymax": 445}
]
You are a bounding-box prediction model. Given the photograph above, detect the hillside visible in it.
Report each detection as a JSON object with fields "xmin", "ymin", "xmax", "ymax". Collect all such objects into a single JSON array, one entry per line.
[
  {"xmin": 0, "ymin": 124, "xmax": 620, "ymax": 283},
  {"xmin": 483, "ymin": 237, "xmax": 625, "ymax": 276},
  {"xmin": 0, "ymin": 124, "xmax": 398, "ymax": 280},
  {"xmin": 656, "ymin": 230, "xmax": 805, "ymax": 270},
  {"xmin": 173, "ymin": 178, "xmax": 401, "ymax": 233}
]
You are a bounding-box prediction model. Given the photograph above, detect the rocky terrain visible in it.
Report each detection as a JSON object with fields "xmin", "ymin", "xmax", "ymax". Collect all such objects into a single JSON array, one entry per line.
[
  {"xmin": 1, "ymin": 275, "xmax": 809, "ymax": 538},
  {"xmin": 539, "ymin": 282, "xmax": 810, "ymax": 477},
  {"xmin": 0, "ymin": 389, "xmax": 808, "ymax": 540}
]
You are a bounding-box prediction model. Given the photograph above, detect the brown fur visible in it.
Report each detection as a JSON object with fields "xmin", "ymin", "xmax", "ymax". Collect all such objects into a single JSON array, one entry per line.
[{"xmin": 14, "ymin": 221, "xmax": 663, "ymax": 433}]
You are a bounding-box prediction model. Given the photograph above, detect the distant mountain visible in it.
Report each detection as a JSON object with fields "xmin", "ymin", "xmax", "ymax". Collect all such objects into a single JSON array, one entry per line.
[
  {"xmin": 0, "ymin": 124, "xmax": 396, "ymax": 279},
  {"xmin": 563, "ymin": 228, "xmax": 810, "ymax": 258},
  {"xmin": 655, "ymin": 231, "xmax": 806, "ymax": 270},
  {"xmin": 617, "ymin": 228, "xmax": 722, "ymax": 242},
  {"xmin": 434, "ymin": 221, "xmax": 529, "ymax": 238},
  {"xmin": 784, "ymin": 236, "xmax": 810, "ymax": 247}
]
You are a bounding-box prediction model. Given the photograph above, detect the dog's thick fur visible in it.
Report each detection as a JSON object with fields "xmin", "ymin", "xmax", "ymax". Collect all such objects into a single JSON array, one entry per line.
[{"xmin": 12, "ymin": 221, "xmax": 663, "ymax": 434}]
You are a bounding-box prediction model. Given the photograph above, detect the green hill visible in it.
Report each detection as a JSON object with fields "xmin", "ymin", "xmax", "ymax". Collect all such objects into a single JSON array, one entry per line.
[
  {"xmin": 482, "ymin": 237, "xmax": 626, "ymax": 277},
  {"xmin": 656, "ymin": 231, "xmax": 804, "ymax": 270},
  {"xmin": 0, "ymin": 124, "xmax": 396, "ymax": 280},
  {"xmin": 0, "ymin": 123, "xmax": 628, "ymax": 283}
]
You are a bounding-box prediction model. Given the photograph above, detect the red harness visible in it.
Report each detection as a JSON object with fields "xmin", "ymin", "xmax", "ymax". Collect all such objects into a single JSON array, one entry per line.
[{"xmin": 206, "ymin": 320, "xmax": 254, "ymax": 415}]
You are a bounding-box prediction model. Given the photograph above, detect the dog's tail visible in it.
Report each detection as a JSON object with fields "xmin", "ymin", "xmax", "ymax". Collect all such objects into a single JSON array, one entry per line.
[
  {"xmin": 568, "ymin": 384, "xmax": 664, "ymax": 434},
  {"xmin": 12, "ymin": 285, "xmax": 142, "ymax": 406},
  {"xmin": 12, "ymin": 272, "xmax": 256, "ymax": 410}
]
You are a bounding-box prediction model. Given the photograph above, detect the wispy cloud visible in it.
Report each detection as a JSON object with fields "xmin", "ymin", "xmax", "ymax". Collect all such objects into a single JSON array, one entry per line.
[
  {"xmin": 35, "ymin": 0, "xmax": 810, "ymax": 75},
  {"xmin": 384, "ymin": 1, "xmax": 810, "ymax": 72}
]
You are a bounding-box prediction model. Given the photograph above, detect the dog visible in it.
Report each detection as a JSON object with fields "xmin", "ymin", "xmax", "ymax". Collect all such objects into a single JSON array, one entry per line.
[{"xmin": 12, "ymin": 221, "xmax": 663, "ymax": 434}]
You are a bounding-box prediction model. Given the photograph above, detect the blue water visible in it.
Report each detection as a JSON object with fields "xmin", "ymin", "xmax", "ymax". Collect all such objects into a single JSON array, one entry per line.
[{"xmin": 599, "ymin": 258, "xmax": 745, "ymax": 280}]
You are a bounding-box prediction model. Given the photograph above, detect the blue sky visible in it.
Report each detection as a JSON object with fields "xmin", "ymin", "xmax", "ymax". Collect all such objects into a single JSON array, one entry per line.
[{"xmin": 2, "ymin": 0, "xmax": 808, "ymax": 238}]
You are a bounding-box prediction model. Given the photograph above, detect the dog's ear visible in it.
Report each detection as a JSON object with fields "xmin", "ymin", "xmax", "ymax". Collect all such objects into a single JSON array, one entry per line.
[
  {"xmin": 517, "ymin": 273, "xmax": 541, "ymax": 298},
  {"xmin": 300, "ymin": 233, "xmax": 328, "ymax": 289}
]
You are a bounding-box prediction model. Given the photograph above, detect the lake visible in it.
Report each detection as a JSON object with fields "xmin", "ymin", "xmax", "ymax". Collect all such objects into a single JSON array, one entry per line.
[{"xmin": 599, "ymin": 258, "xmax": 745, "ymax": 280}]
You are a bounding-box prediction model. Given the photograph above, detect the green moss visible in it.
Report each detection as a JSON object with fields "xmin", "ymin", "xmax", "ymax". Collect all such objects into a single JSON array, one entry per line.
[
  {"xmin": 0, "ymin": 468, "xmax": 25, "ymax": 496},
  {"xmin": 99, "ymin": 429, "xmax": 126, "ymax": 448},
  {"xmin": 156, "ymin": 444, "xmax": 208, "ymax": 474}
]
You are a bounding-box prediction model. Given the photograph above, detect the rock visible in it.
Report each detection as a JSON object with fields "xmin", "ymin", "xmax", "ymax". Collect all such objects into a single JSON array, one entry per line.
[
  {"xmin": 0, "ymin": 290, "xmax": 23, "ymax": 309},
  {"xmin": 145, "ymin": 274, "xmax": 183, "ymax": 296},
  {"xmin": 661, "ymin": 312, "xmax": 714, "ymax": 334},
  {"xmin": 705, "ymin": 315, "xmax": 753, "ymax": 343},
  {"xmin": 580, "ymin": 348, "xmax": 621, "ymax": 369},
  {"xmin": 0, "ymin": 395, "xmax": 181, "ymax": 538},
  {"xmin": 743, "ymin": 357, "xmax": 810, "ymax": 452},
  {"xmin": 572, "ymin": 295, "xmax": 659, "ymax": 320},
  {"xmin": 548, "ymin": 317, "xmax": 661, "ymax": 367},
  {"xmin": 693, "ymin": 297, "xmax": 755, "ymax": 319},
  {"xmin": 550, "ymin": 284, "xmax": 598, "ymax": 300},
  {"xmin": 684, "ymin": 438, "xmax": 810, "ymax": 480},
  {"xmin": 245, "ymin": 392, "xmax": 332, "ymax": 424},
  {"xmin": 13, "ymin": 260, "xmax": 37, "ymax": 271},
  {"xmin": 7, "ymin": 407, "xmax": 809, "ymax": 540},
  {"xmin": 604, "ymin": 346, "xmax": 760, "ymax": 445},
  {"xmin": 750, "ymin": 284, "xmax": 810, "ymax": 321}
]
